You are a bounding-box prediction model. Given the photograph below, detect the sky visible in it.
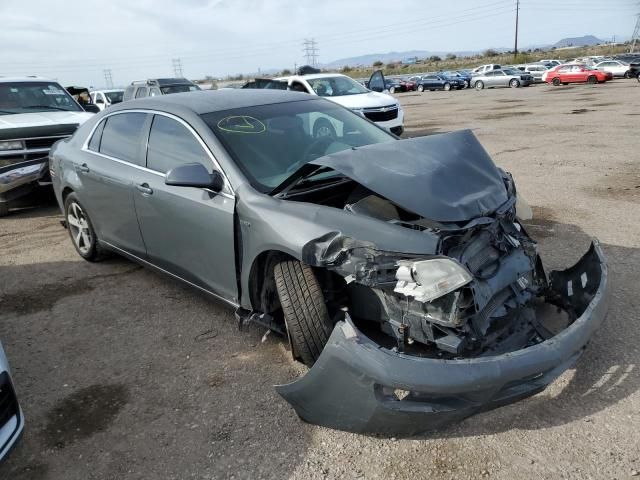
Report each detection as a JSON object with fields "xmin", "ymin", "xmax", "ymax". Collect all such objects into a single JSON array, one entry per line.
[{"xmin": 0, "ymin": 0, "xmax": 637, "ymax": 88}]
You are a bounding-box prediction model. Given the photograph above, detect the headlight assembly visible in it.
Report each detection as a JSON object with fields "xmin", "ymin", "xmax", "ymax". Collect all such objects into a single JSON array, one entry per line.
[
  {"xmin": 394, "ymin": 258, "xmax": 473, "ymax": 303},
  {"xmin": 0, "ymin": 140, "xmax": 25, "ymax": 151}
]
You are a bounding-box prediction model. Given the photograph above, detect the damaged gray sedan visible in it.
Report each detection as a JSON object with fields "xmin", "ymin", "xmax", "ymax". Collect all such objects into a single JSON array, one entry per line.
[{"xmin": 50, "ymin": 90, "xmax": 608, "ymax": 435}]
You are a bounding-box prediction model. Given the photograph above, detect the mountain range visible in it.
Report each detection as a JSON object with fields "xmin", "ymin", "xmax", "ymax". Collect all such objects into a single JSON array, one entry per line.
[{"xmin": 320, "ymin": 35, "xmax": 610, "ymax": 68}]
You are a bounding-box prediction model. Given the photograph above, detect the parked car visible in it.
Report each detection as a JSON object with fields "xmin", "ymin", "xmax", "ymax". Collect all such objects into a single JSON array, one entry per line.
[
  {"xmin": 401, "ymin": 77, "xmax": 417, "ymax": 91},
  {"xmin": 440, "ymin": 70, "xmax": 472, "ymax": 88},
  {"xmin": 539, "ymin": 59, "xmax": 562, "ymax": 67},
  {"xmin": 276, "ymin": 71, "xmax": 404, "ymax": 136},
  {"xmin": 473, "ymin": 69, "xmax": 533, "ymax": 89},
  {"xmin": 383, "ymin": 78, "xmax": 407, "ymax": 94},
  {"xmin": 0, "ymin": 340, "xmax": 23, "ymax": 462},
  {"xmin": 544, "ymin": 64, "xmax": 611, "ymax": 86},
  {"xmin": 122, "ymin": 78, "xmax": 200, "ymax": 102},
  {"xmin": 593, "ymin": 60, "xmax": 638, "ymax": 78},
  {"xmin": 90, "ymin": 89, "xmax": 125, "ymax": 110},
  {"xmin": 414, "ymin": 74, "xmax": 465, "ymax": 92},
  {"xmin": 471, "ymin": 64, "xmax": 502, "ymax": 76},
  {"xmin": 0, "ymin": 76, "xmax": 94, "ymax": 216},
  {"xmin": 50, "ymin": 89, "xmax": 608, "ymax": 435},
  {"xmin": 515, "ymin": 64, "xmax": 549, "ymax": 82}
]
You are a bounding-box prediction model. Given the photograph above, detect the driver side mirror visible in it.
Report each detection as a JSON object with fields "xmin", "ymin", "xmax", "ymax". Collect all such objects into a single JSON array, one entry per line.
[{"xmin": 165, "ymin": 162, "xmax": 225, "ymax": 192}]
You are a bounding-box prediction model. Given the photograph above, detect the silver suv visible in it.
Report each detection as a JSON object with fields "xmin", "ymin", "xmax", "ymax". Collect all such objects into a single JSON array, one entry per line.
[{"xmin": 122, "ymin": 78, "xmax": 200, "ymax": 101}]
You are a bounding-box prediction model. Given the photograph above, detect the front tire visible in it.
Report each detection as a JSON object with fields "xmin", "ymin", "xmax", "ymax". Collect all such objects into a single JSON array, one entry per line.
[
  {"xmin": 587, "ymin": 75, "xmax": 597, "ymax": 84},
  {"xmin": 510, "ymin": 79, "xmax": 520, "ymax": 88},
  {"xmin": 64, "ymin": 193, "xmax": 105, "ymax": 262},
  {"xmin": 389, "ymin": 86, "xmax": 396, "ymax": 94},
  {"xmin": 624, "ymin": 70, "xmax": 632, "ymax": 79},
  {"xmin": 417, "ymin": 84, "xmax": 424, "ymax": 92},
  {"xmin": 443, "ymin": 83, "xmax": 451, "ymax": 91},
  {"xmin": 274, "ymin": 261, "xmax": 334, "ymax": 367},
  {"xmin": 474, "ymin": 80, "xmax": 484, "ymax": 90}
]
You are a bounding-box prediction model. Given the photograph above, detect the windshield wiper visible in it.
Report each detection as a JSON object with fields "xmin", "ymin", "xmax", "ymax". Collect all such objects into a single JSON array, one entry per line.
[
  {"xmin": 23, "ymin": 105, "xmax": 70, "ymax": 111},
  {"xmin": 273, "ymin": 166, "xmax": 344, "ymax": 199}
]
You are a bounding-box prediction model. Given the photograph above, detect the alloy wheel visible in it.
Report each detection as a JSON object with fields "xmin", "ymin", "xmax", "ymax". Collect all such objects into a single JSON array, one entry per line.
[{"xmin": 67, "ymin": 202, "xmax": 92, "ymax": 255}]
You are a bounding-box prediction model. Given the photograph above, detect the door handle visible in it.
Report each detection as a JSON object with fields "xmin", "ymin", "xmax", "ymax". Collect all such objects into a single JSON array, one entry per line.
[
  {"xmin": 136, "ymin": 183, "xmax": 153, "ymax": 195},
  {"xmin": 78, "ymin": 163, "xmax": 90, "ymax": 173}
]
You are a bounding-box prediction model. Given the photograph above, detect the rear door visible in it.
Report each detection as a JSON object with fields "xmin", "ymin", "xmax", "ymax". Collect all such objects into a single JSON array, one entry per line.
[
  {"xmin": 79, "ymin": 112, "xmax": 150, "ymax": 256},
  {"xmin": 368, "ymin": 70, "xmax": 386, "ymax": 92},
  {"xmin": 132, "ymin": 113, "xmax": 237, "ymax": 302}
]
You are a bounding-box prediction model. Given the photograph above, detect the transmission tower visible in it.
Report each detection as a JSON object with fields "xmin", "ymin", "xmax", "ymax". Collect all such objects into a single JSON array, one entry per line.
[
  {"xmin": 172, "ymin": 58, "xmax": 183, "ymax": 77},
  {"xmin": 103, "ymin": 69, "xmax": 113, "ymax": 88},
  {"xmin": 302, "ymin": 39, "xmax": 319, "ymax": 66},
  {"xmin": 631, "ymin": 14, "xmax": 640, "ymax": 53}
]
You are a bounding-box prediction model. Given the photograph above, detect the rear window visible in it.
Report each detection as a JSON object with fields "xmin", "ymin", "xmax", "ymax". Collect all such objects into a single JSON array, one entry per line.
[{"xmin": 99, "ymin": 113, "xmax": 148, "ymax": 165}]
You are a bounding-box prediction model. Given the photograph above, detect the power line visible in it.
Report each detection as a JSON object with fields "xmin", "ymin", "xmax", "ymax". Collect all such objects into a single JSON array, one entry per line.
[
  {"xmin": 172, "ymin": 58, "xmax": 183, "ymax": 77},
  {"xmin": 514, "ymin": 0, "xmax": 520, "ymax": 56},
  {"xmin": 302, "ymin": 38, "xmax": 319, "ymax": 66},
  {"xmin": 103, "ymin": 69, "xmax": 113, "ymax": 88},
  {"xmin": 631, "ymin": 13, "xmax": 640, "ymax": 52}
]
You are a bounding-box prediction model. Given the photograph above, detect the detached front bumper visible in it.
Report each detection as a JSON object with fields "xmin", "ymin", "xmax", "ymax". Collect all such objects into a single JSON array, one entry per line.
[
  {"xmin": 278, "ymin": 241, "xmax": 609, "ymax": 435},
  {"xmin": 0, "ymin": 158, "xmax": 49, "ymax": 203}
]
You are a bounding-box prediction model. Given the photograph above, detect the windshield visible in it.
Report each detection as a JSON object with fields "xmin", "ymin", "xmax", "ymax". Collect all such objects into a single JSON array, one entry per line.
[
  {"xmin": 160, "ymin": 84, "xmax": 201, "ymax": 95},
  {"xmin": 306, "ymin": 76, "xmax": 369, "ymax": 97},
  {"xmin": 0, "ymin": 81, "xmax": 82, "ymax": 115},
  {"xmin": 105, "ymin": 91, "xmax": 124, "ymax": 103},
  {"xmin": 201, "ymin": 99, "xmax": 395, "ymax": 192}
]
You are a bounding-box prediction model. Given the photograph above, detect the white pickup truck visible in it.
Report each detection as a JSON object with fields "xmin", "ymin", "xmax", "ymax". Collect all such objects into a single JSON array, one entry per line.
[{"xmin": 0, "ymin": 76, "xmax": 94, "ymax": 215}]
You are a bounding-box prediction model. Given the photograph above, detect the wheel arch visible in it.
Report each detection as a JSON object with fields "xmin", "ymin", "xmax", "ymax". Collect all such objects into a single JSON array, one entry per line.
[{"xmin": 247, "ymin": 249, "xmax": 298, "ymax": 313}]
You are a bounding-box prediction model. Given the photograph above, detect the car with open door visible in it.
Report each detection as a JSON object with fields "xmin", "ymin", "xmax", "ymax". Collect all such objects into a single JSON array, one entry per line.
[
  {"xmin": 50, "ymin": 90, "xmax": 608, "ymax": 436},
  {"xmin": 276, "ymin": 70, "xmax": 403, "ymax": 136}
]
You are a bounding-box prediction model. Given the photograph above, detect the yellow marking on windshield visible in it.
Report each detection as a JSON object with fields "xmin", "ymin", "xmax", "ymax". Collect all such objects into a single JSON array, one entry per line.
[{"xmin": 217, "ymin": 115, "xmax": 266, "ymax": 134}]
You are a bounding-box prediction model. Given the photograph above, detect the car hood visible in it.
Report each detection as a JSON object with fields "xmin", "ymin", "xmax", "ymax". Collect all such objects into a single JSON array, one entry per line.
[
  {"xmin": 310, "ymin": 129, "xmax": 509, "ymax": 223},
  {"xmin": 0, "ymin": 111, "xmax": 94, "ymax": 130},
  {"xmin": 323, "ymin": 91, "xmax": 398, "ymax": 109}
]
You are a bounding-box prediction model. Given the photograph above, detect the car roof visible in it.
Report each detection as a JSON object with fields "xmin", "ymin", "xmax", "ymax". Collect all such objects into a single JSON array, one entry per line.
[
  {"xmin": 275, "ymin": 73, "xmax": 349, "ymax": 81},
  {"xmin": 110, "ymin": 89, "xmax": 316, "ymax": 115},
  {"xmin": 0, "ymin": 75, "xmax": 58, "ymax": 83}
]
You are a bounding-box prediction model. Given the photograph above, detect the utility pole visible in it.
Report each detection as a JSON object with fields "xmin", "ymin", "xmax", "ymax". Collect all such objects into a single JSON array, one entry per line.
[
  {"xmin": 631, "ymin": 13, "xmax": 640, "ymax": 53},
  {"xmin": 103, "ymin": 69, "xmax": 113, "ymax": 88},
  {"xmin": 302, "ymin": 39, "xmax": 319, "ymax": 66},
  {"xmin": 514, "ymin": 0, "xmax": 520, "ymax": 58},
  {"xmin": 172, "ymin": 58, "xmax": 183, "ymax": 77}
]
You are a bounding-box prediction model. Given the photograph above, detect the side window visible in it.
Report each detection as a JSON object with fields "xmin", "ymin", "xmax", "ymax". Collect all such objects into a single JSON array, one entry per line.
[
  {"xmin": 123, "ymin": 85, "xmax": 135, "ymax": 101},
  {"xmin": 88, "ymin": 119, "xmax": 106, "ymax": 152},
  {"xmin": 135, "ymin": 87, "xmax": 148, "ymax": 98},
  {"xmin": 146, "ymin": 115, "xmax": 211, "ymax": 174},
  {"xmin": 290, "ymin": 81, "xmax": 309, "ymax": 93},
  {"xmin": 99, "ymin": 113, "xmax": 148, "ymax": 165},
  {"xmin": 149, "ymin": 87, "xmax": 161, "ymax": 96}
]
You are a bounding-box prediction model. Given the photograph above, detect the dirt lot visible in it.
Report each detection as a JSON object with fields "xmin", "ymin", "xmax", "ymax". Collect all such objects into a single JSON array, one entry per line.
[{"xmin": 1, "ymin": 80, "xmax": 639, "ymax": 480}]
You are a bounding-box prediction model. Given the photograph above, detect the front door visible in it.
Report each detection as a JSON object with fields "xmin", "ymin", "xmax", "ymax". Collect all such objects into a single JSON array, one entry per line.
[
  {"xmin": 132, "ymin": 113, "xmax": 238, "ymax": 303},
  {"xmin": 79, "ymin": 112, "xmax": 150, "ymax": 257},
  {"xmin": 368, "ymin": 70, "xmax": 386, "ymax": 92}
]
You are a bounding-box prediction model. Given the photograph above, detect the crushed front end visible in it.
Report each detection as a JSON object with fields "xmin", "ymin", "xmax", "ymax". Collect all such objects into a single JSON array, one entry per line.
[{"xmin": 275, "ymin": 131, "xmax": 609, "ymax": 435}]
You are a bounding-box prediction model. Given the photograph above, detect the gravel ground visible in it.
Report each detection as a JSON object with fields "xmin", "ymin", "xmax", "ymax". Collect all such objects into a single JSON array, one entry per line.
[{"xmin": 1, "ymin": 79, "xmax": 639, "ymax": 480}]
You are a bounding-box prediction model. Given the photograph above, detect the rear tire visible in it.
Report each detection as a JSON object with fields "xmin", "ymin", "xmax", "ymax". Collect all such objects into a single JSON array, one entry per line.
[
  {"xmin": 587, "ymin": 75, "xmax": 597, "ymax": 84},
  {"xmin": 552, "ymin": 77, "xmax": 561, "ymax": 86},
  {"xmin": 274, "ymin": 261, "xmax": 334, "ymax": 367},
  {"xmin": 389, "ymin": 86, "xmax": 396, "ymax": 94},
  {"xmin": 474, "ymin": 80, "xmax": 484, "ymax": 90},
  {"xmin": 64, "ymin": 193, "xmax": 106, "ymax": 262}
]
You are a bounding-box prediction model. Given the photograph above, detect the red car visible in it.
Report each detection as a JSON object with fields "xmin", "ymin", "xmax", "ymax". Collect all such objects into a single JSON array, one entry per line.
[{"xmin": 545, "ymin": 64, "xmax": 612, "ymax": 86}]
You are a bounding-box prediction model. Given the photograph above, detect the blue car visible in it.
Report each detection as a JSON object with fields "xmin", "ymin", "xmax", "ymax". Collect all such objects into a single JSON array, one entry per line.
[{"xmin": 441, "ymin": 71, "xmax": 472, "ymax": 89}]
